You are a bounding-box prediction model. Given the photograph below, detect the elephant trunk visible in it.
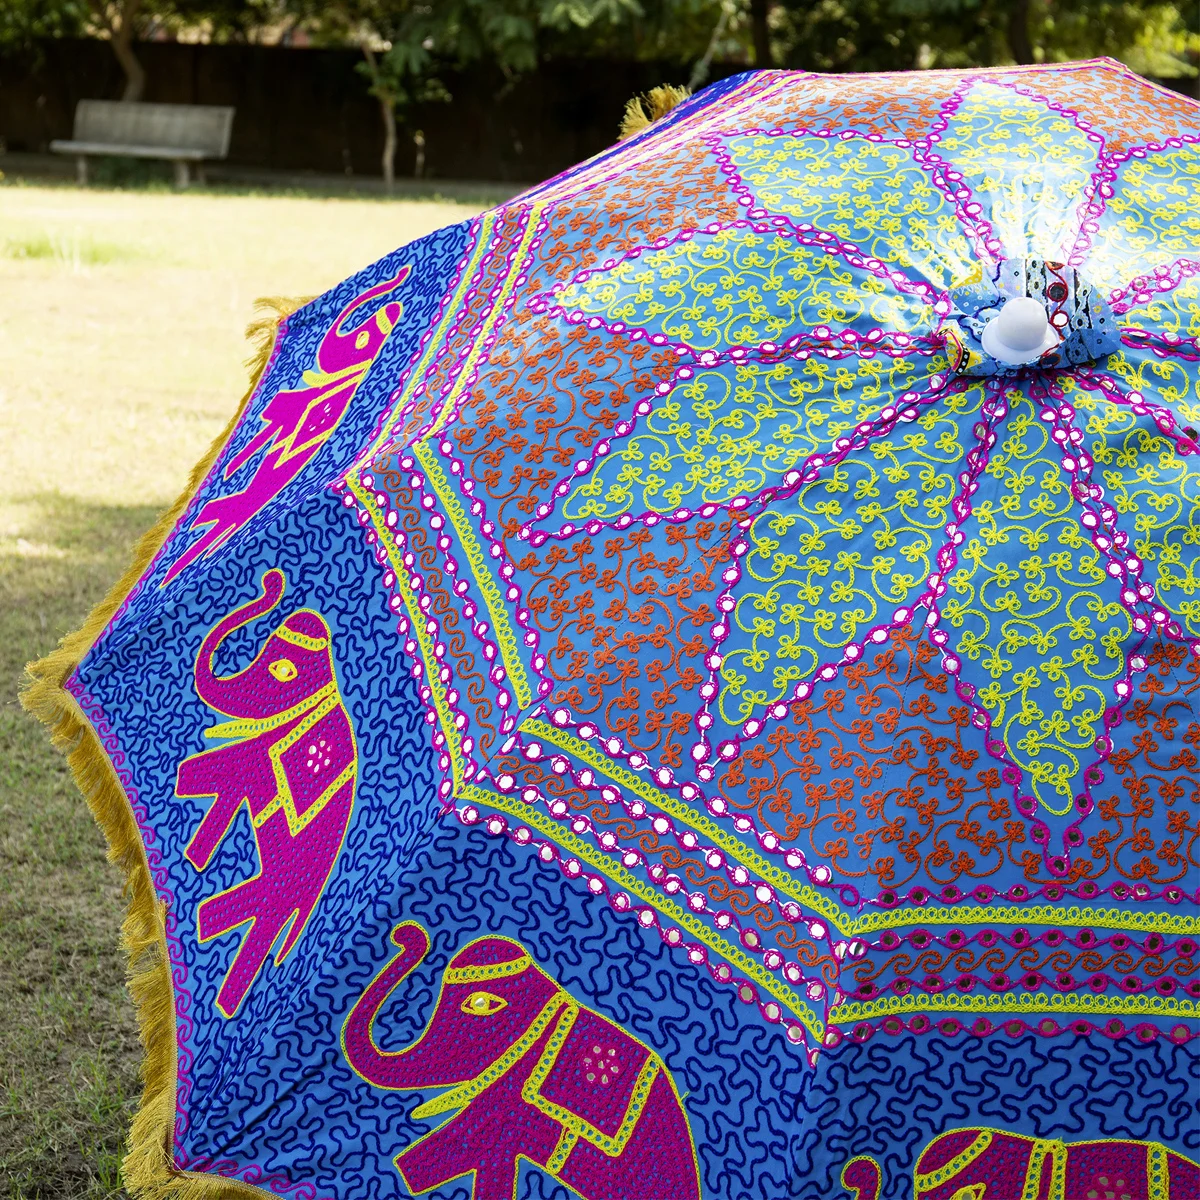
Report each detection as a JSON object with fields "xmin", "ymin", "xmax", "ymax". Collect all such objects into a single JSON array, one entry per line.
[
  {"xmin": 343, "ymin": 922, "xmax": 432, "ymax": 1089},
  {"xmin": 841, "ymin": 1156, "xmax": 881, "ymax": 1200},
  {"xmin": 193, "ymin": 569, "xmax": 285, "ymax": 711}
]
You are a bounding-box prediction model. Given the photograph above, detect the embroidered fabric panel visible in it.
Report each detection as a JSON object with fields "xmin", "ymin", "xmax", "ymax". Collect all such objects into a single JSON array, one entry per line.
[
  {"xmin": 69, "ymin": 57, "xmax": 1200, "ymax": 1200},
  {"xmin": 345, "ymin": 59, "xmax": 1199, "ymax": 1065}
]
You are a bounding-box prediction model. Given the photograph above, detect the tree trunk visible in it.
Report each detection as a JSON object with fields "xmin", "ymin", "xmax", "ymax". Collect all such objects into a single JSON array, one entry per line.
[
  {"xmin": 749, "ymin": 0, "xmax": 773, "ymax": 68},
  {"xmin": 1006, "ymin": 0, "xmax": 1034, "ymax": 65},
  {"xmin": 689, "ymin": 5, "xmax": 730, "ymax": 91},
  {"xmin": 362, "ymin": 46, "xmax": 396, "ymax": 191},
  {"xmin": 379, "ymin": 97, "xmax": 396, "ymax": 190},
  {"xmin": 111, "ymin": 0, "xmax": 145, "ymax": 101}
]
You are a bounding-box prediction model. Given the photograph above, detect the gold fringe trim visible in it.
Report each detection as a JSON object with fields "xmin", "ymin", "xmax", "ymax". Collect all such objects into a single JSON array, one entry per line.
[
  {"xmin": 618, "ymin": 83, "xmax": 692, "ymax": 140},
  {"xmin": 19, "ymin": 295, "xmax": 312, "ymax": 1198}
]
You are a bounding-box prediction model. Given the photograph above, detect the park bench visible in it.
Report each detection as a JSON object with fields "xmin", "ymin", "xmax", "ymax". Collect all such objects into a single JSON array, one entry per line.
[{"xmin": 51, "ymin": 100, "xmax": 235, "ymax": 188}]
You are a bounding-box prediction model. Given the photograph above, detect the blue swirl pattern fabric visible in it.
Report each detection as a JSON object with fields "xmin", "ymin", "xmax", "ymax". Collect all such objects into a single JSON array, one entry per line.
[{"xmin": 43, "ymin": 59, "xmax": 1200, "ymax": 1200}]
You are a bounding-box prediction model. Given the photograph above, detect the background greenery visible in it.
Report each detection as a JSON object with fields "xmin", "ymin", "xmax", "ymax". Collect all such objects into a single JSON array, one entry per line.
[{"xmin": 3, "ymin": 1, "xmax": 1197, "ymax": 182}]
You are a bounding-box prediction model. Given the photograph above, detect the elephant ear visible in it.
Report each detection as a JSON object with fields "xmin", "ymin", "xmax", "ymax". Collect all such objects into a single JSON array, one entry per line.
[{"xmin": 529, "ymin": 1006, "xmax": 657, "ymax": 1150}]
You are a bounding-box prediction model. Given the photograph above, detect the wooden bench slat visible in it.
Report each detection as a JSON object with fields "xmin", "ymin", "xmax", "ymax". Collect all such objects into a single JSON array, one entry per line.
[{"xmin": 51, "ymin": 140, "xmax": 209, "ymax": 160}]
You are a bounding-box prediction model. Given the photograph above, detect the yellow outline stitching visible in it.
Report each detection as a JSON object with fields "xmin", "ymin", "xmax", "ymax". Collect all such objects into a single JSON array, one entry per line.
[
  {"xmin": 523, "ymin": 717, "xmax": 820, "ymax": 907},
  {"xmin": 426, "ymin": 204, "xmax": 546, "ymax": 438},
  {"xmin": 410, "ymin": 994, "xmax": 567, "ymax": 1120},
  {"xmin": 517, "ymin": 722, "xmax": 1200, "ymax": 939},
  {"xmin": 355, "ymin": 212, "xmax": 496, "ymax": 462},
  {"xmin": 521, "ymin": 1003, "xmax": 662, "ymax": 1158},
  {"xmin": 459, "ymin": 782, "xmax": 823, "ymax": 1040},
  {"xmin": 273, "ymin": 625, "xmax": 330, "ymax": 652},
  {"xmin": 444, "ymin": 955, "xmax": 534, "ymax": 984},
  {"xmin": 1149, "ymin": 1140, "xmax": 1169, "ymax": 1200},
  {"xmin": 914, "ymin": 1130, "xmax": 992, "ymax": 1194},
  {"xmin": 345, "ymin": 472, "xmax": 467, "ymax": 789},
  {"xmin": 545, "ymin": 1128, "xmax": 579, "ymax": 1176},
  {"xmin": 179, "ymin": 576, "xmax": 359, "ymax": 1018},
  {"xmin": 415, "ymin": 439, "xmax": 533, "ymax": 709},
  {"xmin": 831, "ymin": 991, "xmax": 1200, "ymax": 1025}
]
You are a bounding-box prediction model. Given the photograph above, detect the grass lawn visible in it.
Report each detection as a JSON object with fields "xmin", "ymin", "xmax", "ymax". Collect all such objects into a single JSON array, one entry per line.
[{"xmin": 0, "ymin": 178, "xmax": 485, "ymax": 1198}]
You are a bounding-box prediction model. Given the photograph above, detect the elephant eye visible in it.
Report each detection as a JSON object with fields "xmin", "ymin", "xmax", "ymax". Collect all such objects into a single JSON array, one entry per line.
[
  {"xmin": 460, "ymin": 990, "xmax": 507, "ymax": 1017},
  {"xmin": 268, "ymin": 658, "xmax": 298, "ymax": 682}
]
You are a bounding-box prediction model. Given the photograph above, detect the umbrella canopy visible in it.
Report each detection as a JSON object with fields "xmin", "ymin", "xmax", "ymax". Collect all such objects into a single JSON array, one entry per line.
[{"xmin": 26, "ymin": 57, "xmax": 1200, "ymax": 1200}]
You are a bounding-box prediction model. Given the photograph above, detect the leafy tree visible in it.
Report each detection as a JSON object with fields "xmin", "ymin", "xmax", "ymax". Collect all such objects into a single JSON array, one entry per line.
[
  {"xmin": 1036, "ymin": 1, "xmax": 1198, "ymax": 77},
  {"xmin": 24, "ymin": 0, "xmax": 277, "ymax": 101},
  {"xmin": 0, "ymin": 0, "xmax": 149, "ymax": 100},
  {"xmin": 771, "ymin": 0, "xmax": 1198, "ymax": 77},
  {"xmin": 0, "ymin": 0, "xmax": 89, "ymax": 53},
  {"xmin": 296, "ymin": 0, "xmax": 644, "ymax": 186},
  {"xmin": 538, "ymin": 0, "xmax": 740, "ymax": 66}
]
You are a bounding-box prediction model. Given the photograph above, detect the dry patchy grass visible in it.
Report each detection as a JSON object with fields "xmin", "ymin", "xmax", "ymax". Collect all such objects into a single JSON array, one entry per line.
[{"xmin": 0, "ymin": 181, "xmax": 483, "ymax": 1197}]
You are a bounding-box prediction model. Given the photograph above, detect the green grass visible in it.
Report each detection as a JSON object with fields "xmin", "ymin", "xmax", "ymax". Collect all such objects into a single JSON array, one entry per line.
[
  {"xmin": 0, "ymin": 159, "xmax": 521, "ymax": 208},
  {"xmin": 3, "ymin": 231, "xmax": 135, "ymax": 267},
  {"xmin": 0, "ymin": 498, "xmax": 159, "ymax": 1199}
]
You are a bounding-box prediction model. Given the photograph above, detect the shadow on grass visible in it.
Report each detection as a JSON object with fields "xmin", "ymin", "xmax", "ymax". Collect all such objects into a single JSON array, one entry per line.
[{"xmin": 0, "ymin": 493, "xmax": 162, "ymax": 1200}]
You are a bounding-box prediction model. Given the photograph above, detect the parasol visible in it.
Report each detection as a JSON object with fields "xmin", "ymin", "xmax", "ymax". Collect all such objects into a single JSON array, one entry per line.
[{"xmin": 24, "ymin": 57, "xmax": 1200, "ymax": 1200}]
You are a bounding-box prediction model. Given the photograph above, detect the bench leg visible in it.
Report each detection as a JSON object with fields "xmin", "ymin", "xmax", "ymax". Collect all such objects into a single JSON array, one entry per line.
[
  {"xmin": 173, "ymin": 160, "xmax": 190, "ymax": 189},
  {"xmin": 195, "ymin": 162, "xmax": 207, "ymax": 186},
  {"xmin": 75, "ymin": 155, "xmax": 88, "ymax": 186}
]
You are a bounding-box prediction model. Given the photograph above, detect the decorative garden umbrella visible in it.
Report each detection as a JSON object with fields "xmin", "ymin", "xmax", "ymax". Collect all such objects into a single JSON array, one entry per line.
[{"xmin": 25, "ymin": 58, "xmax": 1200, "ymax": 1200}]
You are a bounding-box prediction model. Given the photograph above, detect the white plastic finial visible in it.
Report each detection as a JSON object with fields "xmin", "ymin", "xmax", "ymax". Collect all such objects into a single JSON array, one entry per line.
[{"xmin": 981, "ymin": 296, "xmax": 1058, "ymax": 364}]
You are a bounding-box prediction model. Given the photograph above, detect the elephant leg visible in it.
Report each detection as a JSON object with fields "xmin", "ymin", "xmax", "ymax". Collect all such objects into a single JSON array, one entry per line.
[
  {"xmin": 397, "ymin": 1091, "xmax": 561, "ymax": 1200},
  {"xmin": 198, "ymin": 874, "xmax": 296, "ymax": 1018},
  {"xmin": 238, "ymin": 778, "xmax": 353, "ymax": 965},
  {"xmin": 397, "ymin": 1111, "xmax": 518, "ymax": 1200},
  {"xmin": 195, "ymin": 781, "xmax": 351, "ymax": 1017},
  {"xmin": 179, "ymin": 741, "xmax": 275, "ymax": 871},
  {"xmin": 197, "ymin": 873, "xmax": 270, "ymax": 941},
  {"xmin": 269, "ymin": 778, "xmax": 354, "ymax": 961}
]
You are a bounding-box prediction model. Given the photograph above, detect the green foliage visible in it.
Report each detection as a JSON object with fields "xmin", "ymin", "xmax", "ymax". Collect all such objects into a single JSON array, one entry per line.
[
  {"xmin": 547, "ymin": 0, "xmax": 744, "ymax": 64},
  {"xmin": 302, "ymin": 0, "xmax": 647, "ymax": 113},
  {"xmin": 770, "ymin": 0, "xmax": 1198, "ymax": 76},
  {"xmin": 160, "ymin": 0, "xmax": 288, "ymax": 39},
  {"xmin": 1038, "ymin": 1, "xmax": 1199, "ymax": 76},
  {"xmin": 294, "ymin": 0, "xmax": 1196, "ymax": 108},
  {"xmin": 0, "ymin": 0, "xmax": 89, "ymax": 53}
]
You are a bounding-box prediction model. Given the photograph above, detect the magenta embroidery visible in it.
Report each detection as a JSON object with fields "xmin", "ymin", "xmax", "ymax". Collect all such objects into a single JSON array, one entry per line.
[
  {"xmin": 842, "ymin": 1127, "xmax": 1199, "ymax": 1200},
  {"xmin": 343, "ymin": 922, "xmax": 700, "ymax": 1200},
  {"xmin": 177, "ymin": 568, "xmax": 357, "ymax": 1016},
  {"xmin": 164, "ymin": 272, "xmax": 409, "ymax": 586}
]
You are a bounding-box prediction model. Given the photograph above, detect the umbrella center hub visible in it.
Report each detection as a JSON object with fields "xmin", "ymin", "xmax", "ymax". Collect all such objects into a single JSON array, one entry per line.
[
  {"xmin": 982, "ymin": 296, "xmax": 1055, "ymax": 362},
  {"xmin": 939, "ymin": 255, "xmax": 1120, "ymax": 377}
]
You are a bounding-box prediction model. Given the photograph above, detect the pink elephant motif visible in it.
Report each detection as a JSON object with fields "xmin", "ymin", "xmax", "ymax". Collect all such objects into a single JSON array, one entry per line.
[
  {"xmin": 842, "ymin": 1127, "xmax": 1200, "ymax": 1200},
  {"xmin": 163, "ymin": 270, "xmax": 409, "ymax": 586},
  {"xmin": 177, "ymin": 568, "xmax": 356, "ymax": 1017},
  {"xmin": 342, "ymin": 922, "xmax": 701, "ymax": 1200}
]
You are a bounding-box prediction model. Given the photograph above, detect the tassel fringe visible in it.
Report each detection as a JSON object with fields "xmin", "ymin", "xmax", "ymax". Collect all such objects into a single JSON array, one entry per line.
[
  {"xmin": 619, "ymin": 84, "xmax": 692, "ymax": 140},
  {"xmin": 19, "ymin": 295, "xmax": 312, "ymax": 1198}
]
